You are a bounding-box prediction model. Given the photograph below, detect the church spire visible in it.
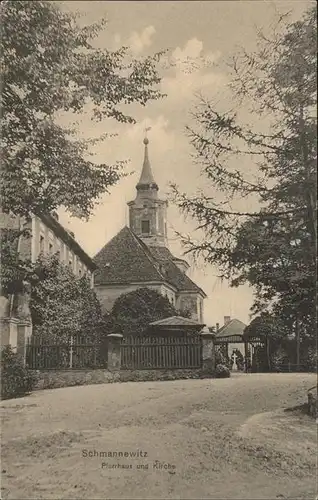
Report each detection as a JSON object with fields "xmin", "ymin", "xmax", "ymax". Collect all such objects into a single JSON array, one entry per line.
[
  {"xmin": 136, "ymin": 136, "xmax": 158, "ymax": 191},
  {"xmin": 127, "ymin": 132, "xmax": 168, "ymax": 247}
]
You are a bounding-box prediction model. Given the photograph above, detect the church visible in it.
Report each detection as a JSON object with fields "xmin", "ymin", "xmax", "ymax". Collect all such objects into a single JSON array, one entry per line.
[{"xmin": 93, "ymin": 136, "xmax": 206, "ymax": 322}]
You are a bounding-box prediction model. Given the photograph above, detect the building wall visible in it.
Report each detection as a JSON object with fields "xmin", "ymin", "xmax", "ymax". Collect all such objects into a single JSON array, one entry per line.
[
  {"xmin": 95, "ymin": 283, "xmax": 165, "ymax": 314},
  {"xmin": 176, "ymin": 293, "xmax": 203, "ymax": 322},
  {"xmin": 31, "ymin": 215, "xmax": 92, "ymax": 284},
  {"xmin": 128, "ymin": 197, "xmax": 168, "ymax": 247},
  {"xmin": 160, "ymin": 285, "xmax": 177, "ymax": 308},
  {"xmin": 95, "ymin": 282, "xmax": 177, "ymax": 314},
  {"xmin": 19, "ymin": 220, "xmax": 32, "ymax": 261}
]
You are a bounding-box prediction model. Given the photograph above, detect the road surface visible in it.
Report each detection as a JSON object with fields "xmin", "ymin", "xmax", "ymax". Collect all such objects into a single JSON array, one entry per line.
[{"xmin": 1, "ymin": 372, "xmax": 316, "ymax": 499}]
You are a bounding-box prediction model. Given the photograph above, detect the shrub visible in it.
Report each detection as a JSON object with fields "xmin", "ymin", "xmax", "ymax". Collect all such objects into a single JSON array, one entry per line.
[
  {"xmin": 110, "ymin": 288, "xmax": 189, "ymax": 336},
  {"xmin": 215, "ymin": 363, "xmax": 231, "ymax": 378},
  {"xmin": 215, "ymin": 347, "xmax": 230, "ymax": 368},
  {"xmin": 1, "ymin": 345, "xmax": 37, "ymax": 400},
  {"xmin": 271, "ymin": 347, "xmax": 289, "ymax": 372},
  {"xmin": 301, "ymin": 346, "xmax": 317, "ymax": 372}
]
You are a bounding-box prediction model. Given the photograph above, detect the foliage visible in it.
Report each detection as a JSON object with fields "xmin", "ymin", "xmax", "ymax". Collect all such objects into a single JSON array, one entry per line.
[
  {"xmin": 214, "ymin": 364, "xmax": 231, "ymax": 378},
  {"xmin": 109, "ymin": 287, "xmax": 185, "ymax": 336},
  {"xmin": 29, "ymin": 255, "xmax": 103, "ymax": 341},
  {"xmin": 1, "ymin": 0, "xmax": 164, "ymax": 219},
  {"xmin": 270, "ymin": 347, "xmax": 289, "ymax": 371},
  {"xmin": 300, "ymin": 346, "xmax": 317, "ymax": 373},
  {"xmin": 244, "ymin": 313, "xmax": 288, "ymax": 341},
  {"xmin": 172, "ymin": 7, "xmax": 316, "ymax": 340},
  {"xmin": 215, "ymin": 346, "xmax": 229, "ymax": 367},
  {"xmin": 0, "ymin": 225, "xmax": 33, "ymax": 296},
  {"xmin": 1, "ymin": 345, "xmax": 38, "ymax": 399}
]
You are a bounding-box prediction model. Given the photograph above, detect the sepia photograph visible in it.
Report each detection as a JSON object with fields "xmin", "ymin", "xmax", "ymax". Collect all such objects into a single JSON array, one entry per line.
[{"xmin": 0, "ymin": 1, "xmax": 317, "ymax": 499}]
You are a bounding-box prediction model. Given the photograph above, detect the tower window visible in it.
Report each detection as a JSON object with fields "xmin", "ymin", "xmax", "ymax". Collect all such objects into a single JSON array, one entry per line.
[{"xmin": 141, "ymin": 220, "xmax": 150, "ymax": 234}]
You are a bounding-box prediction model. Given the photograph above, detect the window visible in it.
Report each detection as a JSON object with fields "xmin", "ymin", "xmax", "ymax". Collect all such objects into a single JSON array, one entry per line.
[
  {"xmin": 39, "ymin": 235, "xmax": 45, "ymax": 253},
  {"xmin": 56, "ymin": 240, "xmax": 62, "ymax": 261},
  {"xmin": 141, "ymin": 220, "xmax": 150, "ymax": 234},
  {"xmin": 49, "ymin": 242, "xmax": 53, "ymax": 254}
]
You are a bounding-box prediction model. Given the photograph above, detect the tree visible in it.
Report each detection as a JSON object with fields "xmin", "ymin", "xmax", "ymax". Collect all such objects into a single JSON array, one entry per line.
[
  {"xmin": 244, "ymin": 313, "xmax": 289, "ymax": 370},
  {"xmin": 29, "ymin": 255, "xmax": 103, "ymax": 341},
  {"xmin": 0, "ymin": 226, "xmax": 33, "ymax": 297},
  {"xmin": 108, "ymin": 287, "xmax": 187, "ymax": 336},
  {"xmin": 172, "ymin": 7, "xmax": 316, "ymax": 342},
  {"xmin": 1, "ymin": 0, "xmax": 164, "ymax": 219}
]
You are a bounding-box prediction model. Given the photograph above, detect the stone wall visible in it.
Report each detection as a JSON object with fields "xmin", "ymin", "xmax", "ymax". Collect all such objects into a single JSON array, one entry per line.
[{"xmin": 33, "ymin": 368, "xmax": 208, "ymax": 391}]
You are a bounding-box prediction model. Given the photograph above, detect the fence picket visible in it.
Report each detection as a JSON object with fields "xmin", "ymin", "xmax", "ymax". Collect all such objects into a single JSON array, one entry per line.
[
  {"xmin": 120, "ymin": 333, "xmax": 202, "ymax": 370},
  {"xmin": 26, "ymin": 334, "xmax": 107, "ymax": 370}
]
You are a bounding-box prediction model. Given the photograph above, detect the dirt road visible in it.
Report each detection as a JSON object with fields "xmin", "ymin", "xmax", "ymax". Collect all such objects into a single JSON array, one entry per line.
[{"xmin": 1, "ymin": 373, "xmax": 316, "ymax": 499}]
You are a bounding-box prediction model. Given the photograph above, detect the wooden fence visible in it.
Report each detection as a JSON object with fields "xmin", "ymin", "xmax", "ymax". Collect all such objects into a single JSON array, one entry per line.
[
  {"xmin": 26, "ymin": 333, "xmax": 203, "ymax": 371},
  {"xmin": 26, "ymin": 335, "xmax": 108, "ymax": 370},
  {"xmin": 121, "ymin": 334, "xmax": 202, "ymax": 370}
]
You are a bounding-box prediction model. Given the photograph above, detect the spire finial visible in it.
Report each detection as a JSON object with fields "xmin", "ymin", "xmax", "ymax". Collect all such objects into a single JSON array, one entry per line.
[
  {"xmin": 144, "ymin": 126, "xmax": 151, "ymax": 145},
  {"xmin": 136, "ymin": 126, "xmax": 158, "ymax": 191}
]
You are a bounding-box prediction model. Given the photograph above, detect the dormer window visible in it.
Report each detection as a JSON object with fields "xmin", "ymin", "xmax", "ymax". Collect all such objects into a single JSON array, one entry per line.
[{"xmin": 141, "ymin": 220, "xmax": 150, "ymax": 235}]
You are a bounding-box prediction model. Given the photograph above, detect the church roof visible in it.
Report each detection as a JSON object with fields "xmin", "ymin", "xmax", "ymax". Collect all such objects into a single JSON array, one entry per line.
[
  {"xmin": 93, "ymin": 226, "xmax": 206, "ymax": 297},
  {"xmin": 136, "ymin": 137, "xmax": 158, "ymax": 190},
  {"xmin": 215, "ymin": 319, "xmax": 247, "ymax": 339},
  {"xmin": 94, "ymin": 226, "xmax": 163, "ymax": 284},
  {"xmin": 148, "ymin": 246, "xmax": 206, "ymax": 296}
]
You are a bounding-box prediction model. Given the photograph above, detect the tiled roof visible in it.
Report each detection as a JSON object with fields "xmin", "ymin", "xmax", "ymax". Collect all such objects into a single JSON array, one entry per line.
[
  {"xmin": 149, "ymin": 316, "xmax": 205, "ymax": 327},
  {"xmin": 94, "ymin": 226, "xmax": 163, "ymax": 285},
  {"xmin": 93, "ymin": 226, "xmax": 206, "ymax": 297},
  {"xmin": 215, "ymin": 319, "xmax": 247, "ymax": 339},
  {"xmin": 148, "ymin": 246, "xmax": 206, "ymax": 297}
]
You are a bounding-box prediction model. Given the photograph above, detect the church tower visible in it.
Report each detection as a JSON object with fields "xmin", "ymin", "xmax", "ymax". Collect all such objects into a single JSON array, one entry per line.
[{"xmin": 127, "ymin": 137, "xmax": 168, "ymax": 247}]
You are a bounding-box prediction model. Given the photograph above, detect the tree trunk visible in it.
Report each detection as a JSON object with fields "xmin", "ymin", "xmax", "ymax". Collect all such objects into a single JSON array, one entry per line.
[
  {"xmin": 266, "ymin": 336, "xmax": 271, "ymax": 372},
  {"xmin": 9, "ymin": 216, "xmax": 23, "ymax": 317},
  {"xmin": 295, "ymin": 314, "xmax": 300, "ymax": 370}
]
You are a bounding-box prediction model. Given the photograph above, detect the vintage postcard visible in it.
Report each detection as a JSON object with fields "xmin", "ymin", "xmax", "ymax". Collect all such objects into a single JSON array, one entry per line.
[{"xmin": 0, "ymin": 1, "xmax": 316, "ymax": 499}]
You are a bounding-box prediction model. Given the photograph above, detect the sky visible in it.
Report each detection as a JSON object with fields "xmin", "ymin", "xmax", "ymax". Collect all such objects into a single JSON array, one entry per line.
[{"xmin": 57, "ymin": 0, "xmax": 311, "ymax": 327}]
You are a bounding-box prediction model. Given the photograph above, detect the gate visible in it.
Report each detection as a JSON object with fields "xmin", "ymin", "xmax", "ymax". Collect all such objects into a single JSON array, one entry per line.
[{"xmin": 121, "ymin": 334, "xmax": 202, "ymax": 370}]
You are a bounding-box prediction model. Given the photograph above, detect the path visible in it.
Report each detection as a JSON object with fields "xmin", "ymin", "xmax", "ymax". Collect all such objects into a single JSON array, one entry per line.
[{"xmin": 1, "ymin": 373, "xmax": 316, "ymax": 499}]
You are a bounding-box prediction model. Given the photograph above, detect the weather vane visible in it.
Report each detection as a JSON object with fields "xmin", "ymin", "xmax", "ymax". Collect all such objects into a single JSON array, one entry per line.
[{"xmin": 144, "ymin": 126, "xmax": 151, "ymax": 138}]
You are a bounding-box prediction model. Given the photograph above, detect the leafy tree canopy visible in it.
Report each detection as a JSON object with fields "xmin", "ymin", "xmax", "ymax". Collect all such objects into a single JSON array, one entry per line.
[
  {"xmin": 1, "ymin": 0, "xmax": 164, "ymax": 219},
  {"xmin": 108, "ymin": 287, "xmax": 189, "ymax": 336},
  {"xmin": 244, "ymin": 313, "xmax": 288, "ymax": 341},
  {"xmin": 29, "ymin": 255, "xmax": 103, "ymax": 340}
]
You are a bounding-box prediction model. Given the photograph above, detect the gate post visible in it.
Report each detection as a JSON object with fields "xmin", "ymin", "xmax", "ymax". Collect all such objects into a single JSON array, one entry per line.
[
  {"xmin": 201, "ymin": 330, "xmax": 216, "ymax": 373},
  {"xmin": 107, "ymin": 334, "xmax": 123, "ymax": 371}
]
